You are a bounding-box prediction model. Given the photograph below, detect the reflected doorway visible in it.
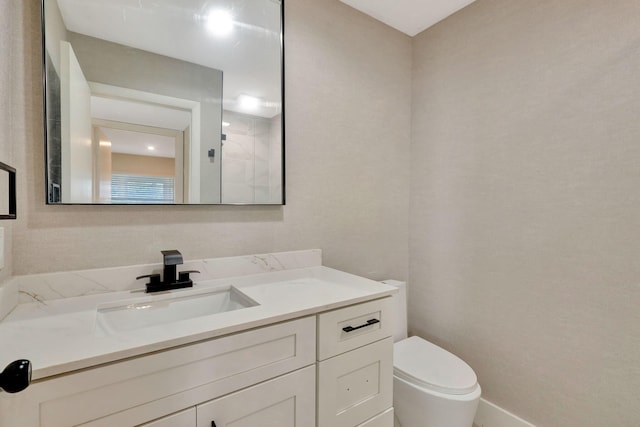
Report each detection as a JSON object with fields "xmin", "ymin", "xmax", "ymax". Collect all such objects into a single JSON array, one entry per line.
[{"xmin": 92, "ymin": 120, "xmax": 184, "ymax": 203}]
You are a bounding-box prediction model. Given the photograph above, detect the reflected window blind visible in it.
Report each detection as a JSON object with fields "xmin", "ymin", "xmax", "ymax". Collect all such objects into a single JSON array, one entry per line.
[{"xmin": 111, "ymin": 174, "xmax": 174, "ymax": 204}]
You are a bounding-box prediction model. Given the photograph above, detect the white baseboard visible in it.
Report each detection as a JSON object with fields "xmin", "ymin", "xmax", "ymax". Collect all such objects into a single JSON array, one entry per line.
[{"xmin": 474, "ymin": 398, "xmax": 536, "ymax": 427}]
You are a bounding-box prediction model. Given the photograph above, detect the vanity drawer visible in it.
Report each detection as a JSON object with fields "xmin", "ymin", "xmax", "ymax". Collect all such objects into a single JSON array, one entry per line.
[
  {"xmin": 317, "ymin": 337, "xmax": 393, "ymax": 427},
  {"xmin": 317, "ymin": 297, "xmax": 393, "ymax": 360}
]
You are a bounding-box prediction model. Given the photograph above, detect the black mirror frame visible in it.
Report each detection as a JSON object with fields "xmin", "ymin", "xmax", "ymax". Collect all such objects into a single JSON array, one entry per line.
[
  {"xmin": 0, "ymin": 162, "xmax": 16, "ymax": 220},
  {"xmin": 40, "ymin": 0, "xmax": 286, "ymax": 206}
]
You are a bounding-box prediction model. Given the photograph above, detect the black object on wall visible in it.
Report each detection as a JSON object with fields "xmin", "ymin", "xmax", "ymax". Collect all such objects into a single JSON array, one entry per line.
[{"xmin": 0, "ymin": 161, "xmax": 16, "ymax": 220}]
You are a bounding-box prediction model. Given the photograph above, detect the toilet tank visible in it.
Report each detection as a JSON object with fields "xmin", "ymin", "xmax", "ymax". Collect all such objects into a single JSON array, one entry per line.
[{"xmin": 381, "ymin": 280, "xmax": 407, "ymax": 342}]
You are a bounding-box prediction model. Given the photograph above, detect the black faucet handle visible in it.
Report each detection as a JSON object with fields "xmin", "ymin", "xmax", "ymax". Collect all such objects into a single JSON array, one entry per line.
[
  {"xmin": 161, "ymin": 250, "xmax": 183, "ymax": 266},
  {"xmin": 136, "ymin": 273, "xmax": 161, "ymax": 283},
  {"xmin": 178, "ymin": 270, "xmax": 200, "ymax": 282},
  {"xmin": 136, "ymin": 273, "xmax": 165, "ymax": 293}
]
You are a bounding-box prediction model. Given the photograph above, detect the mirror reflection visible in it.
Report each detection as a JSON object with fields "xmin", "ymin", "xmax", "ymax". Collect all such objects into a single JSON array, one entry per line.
[{"xmin": 43, "ymin": 0, "xmax": 284, "ymax": 205}]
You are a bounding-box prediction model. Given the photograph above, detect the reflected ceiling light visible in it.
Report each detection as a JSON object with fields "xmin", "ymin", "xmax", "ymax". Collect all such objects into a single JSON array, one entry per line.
[
  {"xmin": 237, "ymin": 94, "xmax": 261, "ymax": 111},
  {"xmin": 222, "ymin": 121, "xmax": 230, "ymax": 127},
  {"xmin": 99, "ymin": 141, "xmax": 112, "ymax": 147},
  {"xmin": 206, "ymin": 9, "xmax": 234, "ymax": 36},
  {"xmin": 147, "ymin": 146, "xmax": 156, "ymax": 151}
]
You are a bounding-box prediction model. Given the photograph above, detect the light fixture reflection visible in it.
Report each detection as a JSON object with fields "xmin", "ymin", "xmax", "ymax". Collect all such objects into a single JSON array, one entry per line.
[
  {"xmin": 237, "ymin": 94, "xmax": 261, "ymax": 111},
  {"xmin": 206, "ymin": 10, "xmax": 234, "ymax": 36}
]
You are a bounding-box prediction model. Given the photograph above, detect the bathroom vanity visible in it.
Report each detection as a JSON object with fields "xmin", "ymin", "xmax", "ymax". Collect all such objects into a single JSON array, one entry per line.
[{"xmin": 0, "ymin": 251, "xmax": 396, "ymax": 426}]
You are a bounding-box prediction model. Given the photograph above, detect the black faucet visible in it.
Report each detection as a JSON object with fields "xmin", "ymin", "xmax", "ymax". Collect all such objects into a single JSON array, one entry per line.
[
  {"xmin": 161, "ymin": 249, "xmax": 183, "ymax": 285},
  {"xmin": 136, "ymin": 250, "xmax": 200, "ymax": 293}
]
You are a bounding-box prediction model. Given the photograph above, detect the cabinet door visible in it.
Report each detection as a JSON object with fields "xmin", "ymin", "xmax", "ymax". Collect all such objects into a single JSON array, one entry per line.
[
  {"xmin": 317, "ymin": 337, "xmax": 393, "ymax": 427},
  {"xmin": 196, "ymin": 366, "xmax": 315, "ymax": 427},
  {"xmin": 140, "ymin": 408, "xmax": 196, "ymax": 427}
]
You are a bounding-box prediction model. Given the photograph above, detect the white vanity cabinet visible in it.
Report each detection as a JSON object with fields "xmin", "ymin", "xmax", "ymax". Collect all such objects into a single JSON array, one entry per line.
[
  {"xmin": 316, "ymin": 297, "xmax": 394, "ymax": 427},
  {"xmin": 0, "ymin": 296, "xmax": 395, "ymax": 427},
  {"xmin": 0, "ymin": 317, "xmax": 316, "ymax": 427}
]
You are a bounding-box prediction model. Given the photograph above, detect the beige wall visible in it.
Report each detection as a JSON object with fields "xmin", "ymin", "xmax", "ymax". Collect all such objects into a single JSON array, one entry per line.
[
  {"xmin": 111, "ymin": 153, "xmax": 175, "ymax": 178},
  {"xmin": 0, "ymin": 0, "xmax": 16, "ymax": 283},
  {"xmin": 13, "ymin": 0, "xmax": 639, "ymax": 425},
  {"xmin": 410, "ymin": 1, "xmax": 640, "ymax": 426},
  {"xmin": 9, "ymin": 0, "xmax": 412, "ymax": 281}
]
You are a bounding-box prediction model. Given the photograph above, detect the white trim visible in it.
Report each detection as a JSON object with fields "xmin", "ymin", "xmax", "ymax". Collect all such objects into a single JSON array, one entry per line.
[
  {"xmin": 188, "ymin": 103, "xmax": 201, "ymax": 203},
  {"xmin": 474, "ymin": 398, "xmax": 536, "ymax": 427},
  {"xmin": 87, "ymin": 83, "xmax": 199, "ymax": 111}
]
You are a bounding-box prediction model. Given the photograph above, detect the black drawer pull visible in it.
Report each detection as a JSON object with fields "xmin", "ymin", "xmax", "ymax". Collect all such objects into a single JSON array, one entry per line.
[
  {"xmin": 211, "ymin": 421, "xmax": 217, "ymax": 427},
  {"xmin": 342, "ymin": 318, "xmax": 380, "ymax": 333}
]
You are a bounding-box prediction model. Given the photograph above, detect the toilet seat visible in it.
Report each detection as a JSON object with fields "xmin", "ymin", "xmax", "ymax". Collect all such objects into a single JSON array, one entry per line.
[{"xmin": 393, "ymin": 336, "xmax": 478, "ymax": 395}]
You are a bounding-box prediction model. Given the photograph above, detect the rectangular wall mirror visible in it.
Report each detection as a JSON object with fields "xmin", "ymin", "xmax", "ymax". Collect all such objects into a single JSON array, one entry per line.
[{"xmin": 42, "ymin": 0, "xmax": 284, "ymax": 205}]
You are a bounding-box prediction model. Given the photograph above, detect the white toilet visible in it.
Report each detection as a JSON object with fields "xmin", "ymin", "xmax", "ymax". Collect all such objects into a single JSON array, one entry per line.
[{"xmin": 383, "ymin": 280, "xmax": 481, "ymax": 427}]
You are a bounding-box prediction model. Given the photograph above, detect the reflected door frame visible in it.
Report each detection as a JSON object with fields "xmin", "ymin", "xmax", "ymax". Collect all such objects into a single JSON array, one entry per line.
[{"xmin": 88, "ymin": 82, "xmax": 202, "ymax": 203}]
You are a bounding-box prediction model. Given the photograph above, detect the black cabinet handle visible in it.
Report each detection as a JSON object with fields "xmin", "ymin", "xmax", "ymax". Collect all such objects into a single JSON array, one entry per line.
[
  {"xmin": 211, "ymin": 421, "xmax": 217, "ymax": 427},
  {"xmin": 342, "ymin": 318, "xmax": 380, "ymax": 333},
  {"xmin": 0, "ymin": 360, "xmax": 32, "ymax": 393}
]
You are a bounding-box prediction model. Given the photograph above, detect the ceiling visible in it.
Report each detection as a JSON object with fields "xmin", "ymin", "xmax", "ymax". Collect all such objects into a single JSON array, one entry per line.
[
  {"xmin": 339, "ymin": 0, "xmax": 478, "ymax": 36},
  {"xmin": 55, "ymin": 0, "xmax": 282, "ymax": 118},
  {"xmin": 100, "ymin": 128, "xmax": 177, "ymax": 159},
  {"xmin": 52, "ymin": 0, "xmax": 282, "ymax": 159}
]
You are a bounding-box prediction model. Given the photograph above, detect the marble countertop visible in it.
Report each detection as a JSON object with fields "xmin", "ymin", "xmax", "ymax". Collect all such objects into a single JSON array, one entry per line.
[{"xmin": 0, "ymin": 266, "xmax": 396, "ymax": 380}]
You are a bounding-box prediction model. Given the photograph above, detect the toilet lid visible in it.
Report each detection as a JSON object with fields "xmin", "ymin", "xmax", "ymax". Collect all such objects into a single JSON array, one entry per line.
[{"xmin": 394, "ymin": 336, "xmax": 478, "ymax": 395}]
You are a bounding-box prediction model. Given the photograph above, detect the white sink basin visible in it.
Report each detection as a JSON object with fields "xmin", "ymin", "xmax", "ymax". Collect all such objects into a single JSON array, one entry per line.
[{"xmin": 95, "ymin": 286, "xmax": 258, "ymax": 335}]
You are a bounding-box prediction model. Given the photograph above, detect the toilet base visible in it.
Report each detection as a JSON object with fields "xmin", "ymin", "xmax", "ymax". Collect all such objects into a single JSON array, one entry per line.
[{"xmin": 393, "ymin": 375, "xmax": 480, "ymax": 427}]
